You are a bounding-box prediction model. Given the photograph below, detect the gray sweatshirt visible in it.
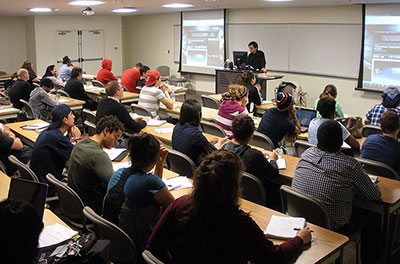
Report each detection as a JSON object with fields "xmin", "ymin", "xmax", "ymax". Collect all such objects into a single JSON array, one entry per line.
[{"xmin": 29, "ymin": 87, "xmax": 57, "ymax": 122}]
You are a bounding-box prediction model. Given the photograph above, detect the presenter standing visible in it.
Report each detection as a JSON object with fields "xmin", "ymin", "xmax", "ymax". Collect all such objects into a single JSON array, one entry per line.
[{"xmin": 248, "ymin": 41, "xmax": 267, "ymax": 73}]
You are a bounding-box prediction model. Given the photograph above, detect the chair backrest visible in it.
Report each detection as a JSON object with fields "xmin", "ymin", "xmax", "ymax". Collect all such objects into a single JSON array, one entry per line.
[
  {"xmin": 156, "ymin": 66, "xmax": 170, "ymax": 81},
  {"xmin": 131, "ymin": 104, "xmax": 152, "ymax": 117},
  {"xmin": 19, "ymin": 99, "xmax": 36, "ymax": 120},
  {"xmin": 57, "ymin": 89, "xmax": 71, "ymax": 98},
  {"xmin": 84, "ymin": 120, "xmax": 97, "ymax": 136},
  {"xmin": 355, "ymin": 157, "xmax": 399, "ymax": 180},
  {"xmin": 142, "ymin": 250, "xmax": 164, "ymax": 264},
  {"xmin": 92, "ymin": 80, "xmax": 105, "ymax": 87},
  {"xmin": 83, "ymin": 206, "xmax": 138, "ymax": 263},
  {"xmin": 46, "ymin": 174, "xmax": 86, "ymax": 224},
  {"xmin": 0, "ymin": 160, "xmax": 6, "ymax": 174},
  {"xmin": 200, "ymin": 121, "xmax": 226, "ymax": 138},
  {"xmin": 82, "ymin": 108, "xmax": 96, "ymax": 123},
  {"xmin": 8, "ymin": 155, "xmax": 39, "ymax": 182},
  {"xmin": 0, "ymin": 71, "xmax": 7, "ymax": 75},
  {"xmin": 33, "ymin": 83, "xmax": 40, "ymax": 88},
  {"xmin": 166, "ymin": 149, "xmax": 196, "ymax": 178},
  {"xmin": 240, "ymin": 172, "xmax": 266, "ymax": 206},
  {"xmin": 362, "ymin": 125, "xmax": 382, "ymax": 137},
  {"xmin": 294, "ymin": 140, "xmax": 316, "ymax": 157},
  {"xmin": 122, "ymin": 85, "xmax": 129, "ymax": 92},
  {"xmin": 250, "ymin": 131, "xmax": 274, "ymax": 151},
  {"xmin": 200, "ymin": 95, "xmax": 220, "ymax": 109},
  {"xmin": 280, "ymin": 185, "xmax": 332, "ymax": 229}
]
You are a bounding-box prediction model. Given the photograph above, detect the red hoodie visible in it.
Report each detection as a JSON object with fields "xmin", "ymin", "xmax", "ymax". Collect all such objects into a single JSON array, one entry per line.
[{"xmin": 96, "ymin": 59, "xmax": 118, "ymax": 85}]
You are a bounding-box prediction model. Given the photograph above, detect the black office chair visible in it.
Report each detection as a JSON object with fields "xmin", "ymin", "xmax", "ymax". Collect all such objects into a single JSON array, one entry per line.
[
  {"xmin": 142, "ymin": 250, "xmax": 164, "ymax": 264},
  {"xmin": 19, "ymin": 99, "xmax": 36, "ymax": 120},
  {"xmin": 131, "ymin": 104, "xmax": 152, "ymax": 117},
  {"xmin": 361, "ymin": 125, "xmax": 382, "ymax": 137},
  {"xmin": 83, "ymin": 206, "xmax": 138, "ymax": 264},
  {"xmin": 355, "ymin": 157, "xmax": 398, "ymax": 180},
  {"xmin": 84, "ymin": 120, "xmax": 96, "ymax": 136},
  {"xmin": 201, "ymin": 95, "xmax": 220, "ymax": 109},
  {"xmin": 8, "ymin": 155, "xmax": 39, "ymax": 182},
  {"xmin": 0, "ymin": 160, "xmax": 6, "ymax": 174},
  {"xmin": 240, "ymin": 172, "xmax": 266, "ymax": 206},
  {"xmin": 294, "ymin": 140, "xmax": 316, "ymax": 157},
  {"xmin": 57, "ymin": 89, "xmax": 71, "ymax": 98},
  {"xmin": 250, "ymin": 131, "xmax": 274, "ymax": 151},
  {"xmin": 46, "ymin": 173, "xmax": 89, "ymax": 230},
  {"xmin": 200, "ymin": 121, "xmax": 226, "ymax": 138},
  {"xmin": 166, "ymin": 149, "xmax": 196, "ymax": 178}
]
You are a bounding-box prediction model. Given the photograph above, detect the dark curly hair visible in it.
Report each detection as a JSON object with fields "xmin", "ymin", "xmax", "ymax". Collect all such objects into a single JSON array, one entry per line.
[{"xmin": 128, "ymin": 133, "xmax": 160, "ymax": 171}]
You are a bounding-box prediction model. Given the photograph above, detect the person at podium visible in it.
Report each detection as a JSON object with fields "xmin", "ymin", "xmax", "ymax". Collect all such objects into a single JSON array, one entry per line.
[{"xmin": 247, "ymin": 41, "xmax": 267, "ymax": 73}]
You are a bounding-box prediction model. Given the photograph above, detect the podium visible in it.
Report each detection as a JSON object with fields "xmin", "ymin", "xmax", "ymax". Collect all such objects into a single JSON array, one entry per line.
[{"xmin": 215, "ymin": 69, "xmax": 283, "ymax": 99}]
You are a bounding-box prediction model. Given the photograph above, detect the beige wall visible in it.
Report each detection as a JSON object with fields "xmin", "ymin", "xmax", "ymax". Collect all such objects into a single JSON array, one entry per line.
[
  {"xmin": 122, "ymin": 5, "xmax": 382, "ymax": 116},
  {"xmin": 0, "ymin": 17, "xmax": 27, "ymax": 74},
  {"xmin": 33, "ymin": 15, "xmax": 123, "ymax": 77},
  {"xmin": 25, "ymin": 16, "xmax": 37, "ymax": 71}
]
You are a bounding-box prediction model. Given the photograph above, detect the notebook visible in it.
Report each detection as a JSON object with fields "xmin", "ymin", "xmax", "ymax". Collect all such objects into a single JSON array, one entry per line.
[
  {"xmin": 8, "ymin": 178, "xmax": 48, "ymax": 219},
  {"xmin": 296, "ymin": 108, "xmax": 317, "ymax": 133},
  {"xmin": 265, "ymin": 215, "xmax": 306, "ymax": 240}
]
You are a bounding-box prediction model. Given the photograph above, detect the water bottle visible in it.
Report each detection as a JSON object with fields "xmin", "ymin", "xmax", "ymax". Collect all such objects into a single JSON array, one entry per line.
[
  {"xmin": 55, "ymin": 93, "xmax": 60, "ymax": 105},
  {"xmin": 171, "ymin": 91, "xmax": 176, "ymax": 104}
]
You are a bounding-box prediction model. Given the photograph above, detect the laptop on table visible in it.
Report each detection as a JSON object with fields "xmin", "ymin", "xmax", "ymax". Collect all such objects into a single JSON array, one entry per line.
[{"xmin": 295, "ymin": 108, "xmax": 317, "ymax": 133}]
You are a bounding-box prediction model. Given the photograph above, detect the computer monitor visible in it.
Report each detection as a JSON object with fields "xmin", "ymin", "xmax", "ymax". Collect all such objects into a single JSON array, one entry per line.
[{"xmin": 233, "ymin": 51, "xmax": 248, "ymax": 69}]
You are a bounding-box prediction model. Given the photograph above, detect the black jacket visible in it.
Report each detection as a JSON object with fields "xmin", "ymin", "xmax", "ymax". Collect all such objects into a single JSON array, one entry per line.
[
  {"xmin": 8, "ymin": 79, "xmax": 33, "ymax": 109},
  {"xmin": 248, "ymin": 50, "xmax": 266, "ymax": 71},
  {"xmin": 65, "ymin": 78, "xmax": 97, "ymax": 110}
]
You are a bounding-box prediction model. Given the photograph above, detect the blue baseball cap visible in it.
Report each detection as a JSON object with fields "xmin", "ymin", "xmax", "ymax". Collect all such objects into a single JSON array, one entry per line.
[{"xmin": 48, "ymin": 104, "xmax": 71, "ymax": 130}]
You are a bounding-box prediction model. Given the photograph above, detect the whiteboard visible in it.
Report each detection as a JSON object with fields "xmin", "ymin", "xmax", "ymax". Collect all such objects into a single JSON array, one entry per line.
[{"xmin": 174, "ymin": 23, "xmax": 362, "ymax": 78}]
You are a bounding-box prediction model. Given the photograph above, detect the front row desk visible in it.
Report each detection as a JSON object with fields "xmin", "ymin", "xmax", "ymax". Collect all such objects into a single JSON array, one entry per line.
[{"xmin": 4, "ymin": 119, "xmax": 351, "ymax": 264}]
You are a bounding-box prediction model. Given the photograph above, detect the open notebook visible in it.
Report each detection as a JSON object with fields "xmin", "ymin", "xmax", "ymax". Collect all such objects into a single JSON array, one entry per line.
[{"xmin": 265, "ymin": 215, "xmax": 306, "ymax": 240}]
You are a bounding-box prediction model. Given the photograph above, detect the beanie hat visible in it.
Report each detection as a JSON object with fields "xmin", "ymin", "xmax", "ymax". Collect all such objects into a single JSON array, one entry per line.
[
  {"xmin": 276, "ymin": 92, "xmax": 294, "ymax": 111},
  {"xmin": 381, "ymin": 87, "xmax": 400, "ymax": 108}
]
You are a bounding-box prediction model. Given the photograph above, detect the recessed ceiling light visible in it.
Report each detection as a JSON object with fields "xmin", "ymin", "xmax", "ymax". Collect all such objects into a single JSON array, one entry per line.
[
  {"xmin": 112, "ymin": 7, "xmax": 137, "ymax": 13},
  {"xmin": 162, "ymin": 3, "xmax": 193, "ymax": 8},
  {"xmin": 265, "ymin": 0, "xmax": 294, "ymax": 2},
  {"xmin": 28, "ymin": 7, "xmax": 53, "ymax": 12},
  {"xmin": 68, "ymin": 1, "xmax": 104, "ymax": 6}
]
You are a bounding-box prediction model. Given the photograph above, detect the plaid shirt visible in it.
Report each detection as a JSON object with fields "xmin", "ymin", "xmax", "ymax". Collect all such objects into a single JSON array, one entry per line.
[
  {"xmin": 365, "ymin": 104, "xmax": 400, "ymax": 126},
  {"xmin": 292, "ymin": 147, "xmax": 381, "ymax": 229}
]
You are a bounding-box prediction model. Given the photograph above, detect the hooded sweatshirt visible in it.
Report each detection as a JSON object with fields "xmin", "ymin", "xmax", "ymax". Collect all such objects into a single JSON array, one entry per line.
[
  {"xmin": 96, "ymin": 59, "xmax": 118, "ymax": 85},
  {"xmin": 215, "ymin": 100, "xmax": 248, "ymax": 138}
]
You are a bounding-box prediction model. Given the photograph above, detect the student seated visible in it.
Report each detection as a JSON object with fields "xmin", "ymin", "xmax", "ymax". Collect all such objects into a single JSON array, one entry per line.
[
  {"xmin": 22, "ymin": 60, "xmax": 40, "ymax": 87},
  {"xmin": 147, "ymin": 150, "xmax": 311, "ymax": 263},
  {"xmin": 257, "ymin": 92, "xmax": 300, "ymax": 149},
  {"xmin": 138, "ymin": 70, "xmax": 173, "ymax": 119},
  {"xmin": 361, "ymin": 110, "xmax": 400, "ymax": 177},
  {"xmin": 96, "ymin": 81, "xmax": 146, "ymax": 133},
  {"xmin": 137, "ymin": 65, "xmax": 150, "ymax": 88},
  {"xmin": 237, "ymin": 70, "xmax": 263, "ymax": 114},
  {"xmin": 96, "ymin": 59, "xmax": 118, "ymax": 86},
  {"xmin": 0, "ymin": 199, "xmax": 43, "ymax": 264},
  {"xmin": 292, "ymin": 120, "xmax": 381, "ymax": 263},
  {"xmin": 4, "ymin": 72, "xmax": 17, "ymax": 91},
  {"xmin": 65, "ymin": 67, "xmax": 98, "ymax": 111},
  {"xmin": 104, "ymin": 133, "xmax": 174, "ymax": 257},
  {"xmin": 314, "ymin": 84, "xmax": 344, "ymax": 118},
  {"xmin": 222, "ymin": 115, "xmax": 279, "ymax": 207},
  {"xmin": 121, "ymin": 62, "xmax": 142, "ymax": 93},
  {"xmin": 0, "ymin": 122, "xmax": 32, "ymax": 175},
  {"xmin": 172, "ymin": 99, "xmax": 226, "ymax": 166},
  {"xmin": 29, "ymin": 78, "xmax": 57, "ymax": 122},
  {"xmin": 59, "ymin": 56, "xmax": 74, "ymax": 81},
  {"xmin": 8, "ymin": 68, "xmax": 33, "ymax": 110},
  {"xmin": 30, "ymin": 104, "xmax": 81, "ymax": 196},
  {"xmin": 366, "ymin": 86, "xmax": 400, "ymax": 126},
  {"xmin": 68, "ymin": 115, "xmax": 124, "ymax": 214},
  {"xmin": 42, "ymin": 64, "xmax": 65, "ymax": 90},
  {"xmin": 215, "ymin": 84, "xmax": 249, "ymax": 138},
  {"xmin": 308, "ymin": 97, "xmax": 360, "ymax": 151}
]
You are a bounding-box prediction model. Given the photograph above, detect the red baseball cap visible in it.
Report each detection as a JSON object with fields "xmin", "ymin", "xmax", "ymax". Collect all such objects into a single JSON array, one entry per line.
[{"xmin": 145, "ymin": 70, "xmax": 161, "ymax": 86}]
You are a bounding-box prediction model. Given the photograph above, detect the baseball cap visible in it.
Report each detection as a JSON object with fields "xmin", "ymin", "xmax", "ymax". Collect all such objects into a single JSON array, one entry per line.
[
  {"xmin": 145, "ymin": 70, "xmax": 161, "ymax": 86},
  {"xmin": 48, "ymin": 104, "xmax": 72, "ymax": 130}
]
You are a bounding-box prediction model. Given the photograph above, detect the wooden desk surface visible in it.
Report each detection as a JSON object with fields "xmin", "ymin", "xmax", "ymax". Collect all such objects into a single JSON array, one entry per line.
[
  {"xmin": 0, "ymin": 105, "xmax": 19, "ymax": 118},
  {"xmin": 49, "ymin": 95, "xmax": 85, "ymax": 109},
  {"xmin": 163, "ymin": 170, "xmax": 348, "ymax": 264},
  {"xmin": 207, "ymin": 94, "xmax": 275, "ymax": 111},
  {"xmin": 7, "ymin": 120, "xmax": 47, "ymax": 147},
  {"xmin": 159, "ymin": 102, "xmax": 219, "ymax": 122}
]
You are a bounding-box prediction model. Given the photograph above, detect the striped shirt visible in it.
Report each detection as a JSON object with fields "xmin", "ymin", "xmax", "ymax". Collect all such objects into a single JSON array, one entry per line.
[
  {"xmin": 292, "ymin": 147, "xmax": 381, "ymax": 229},
  {"xmin": 138, "ymin": 86, "xmax": 166, "ymax": 118},
  {"xmin": 365, "ymin": 103, "xmax": 400, "ymax": 126},
  {"xmin": 215, "ymin": 100, "xmax": 248, "ymax": 137}
]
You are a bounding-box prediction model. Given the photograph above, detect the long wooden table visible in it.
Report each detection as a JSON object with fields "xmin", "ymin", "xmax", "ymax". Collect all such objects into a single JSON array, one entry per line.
[
  {"xmin": 49, "ymin": 95, "xmax": 85, "ymax": 111},
  {"xmin": 6, "ymin": 120, "xmax": 48, "ymax": 147},
  {"xmin": 159, "ymin": 101, "xmax": 219, "ymax": 122},
  {"xmin": 84, "ymin": 85, "xmax": 140, "ymax": 104},
  {"xmin": 0, "ymin": 105, "xmax": 20, "ymax": 120}
]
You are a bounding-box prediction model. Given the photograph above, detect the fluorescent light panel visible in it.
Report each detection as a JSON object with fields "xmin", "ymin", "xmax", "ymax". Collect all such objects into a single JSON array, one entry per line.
[
  {"xmin": 163, "ymin": 3, "xmax": 193, "ymax": 8},
  {"xmin": 265, "ymin": 0, "xmax": 295, "ymax": 2},
  {"xmin": 29, "ymin": 7, "xmax": 53, "ymax": 12},
  {"xmin": 112, "ymin": 8, "xmax": 137, "ymax": 13},
  {"xmin": 68, "ymin": 1, "xmax": 104, "ymax": 6}
]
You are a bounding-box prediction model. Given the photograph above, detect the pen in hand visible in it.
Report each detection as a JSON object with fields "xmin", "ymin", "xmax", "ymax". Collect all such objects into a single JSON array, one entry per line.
[{"xmin": 294, "ymin": 228, "xmax": 314, "ymax": 232}]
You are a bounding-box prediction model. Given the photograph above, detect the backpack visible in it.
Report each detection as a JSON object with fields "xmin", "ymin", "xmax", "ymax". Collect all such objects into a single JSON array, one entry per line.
[{"xmin": 275, "ymin": 81, "xmax": 307, "ymax": 107}]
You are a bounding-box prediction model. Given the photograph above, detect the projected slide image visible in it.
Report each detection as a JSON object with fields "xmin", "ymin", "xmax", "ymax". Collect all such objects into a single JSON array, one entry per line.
[
  {"xmin": 372, "ymin": 59, "xmax": 400, "ymax": 86},
  {"xmin": 187, "ymin": 49, "xmax": 207, "ymax": 66}
]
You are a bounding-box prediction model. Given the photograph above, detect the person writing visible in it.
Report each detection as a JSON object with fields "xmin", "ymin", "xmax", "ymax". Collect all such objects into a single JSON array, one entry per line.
[{"xmin": 247, "ymin": 41, "xmax": 267, "ymax": 73}]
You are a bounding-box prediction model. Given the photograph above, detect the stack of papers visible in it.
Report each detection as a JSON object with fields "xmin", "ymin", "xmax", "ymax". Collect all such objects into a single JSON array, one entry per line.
[
  {"xmin": 148, "ymin": 120, "xmax": 167, "ymax": 126},
  {"xmin": 155, "ymin": 127, "xmax": 174, "ymax": 134},
  {"xmin": 21, "ymin": 123, "xmax": 49, "ymax": 130},
  {"xmin": 163, "ymin": 176, "xmax": 193, "ymax": 190},
  {"xmin": 267, "ymin": 155, "xmax": 286, "ymax": 170},
  {"xmin": 262, "ymin": 100, "xmax": 273, "ymax": 105},
  {"xmin": 112, "ymin": 161, "xmax": 131, "ymax": 172},
  {"xmin": 265, "ymin": 215, "xmax": 306, "ymax": 240},
  {"xmin": 38, "ymin": 223, "xmax": 78, "ymax": 248},
  {"xmin": 104, "ymin": 148, "xmax": 127, "ymax": 161}
]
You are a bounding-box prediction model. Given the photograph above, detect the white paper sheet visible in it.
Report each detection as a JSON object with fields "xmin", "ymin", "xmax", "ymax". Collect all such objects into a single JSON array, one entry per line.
[
  {"xmin": 155, "ymin": 127, "xmax": 174, "ymax": 134},
  {"xmin": 265, "ymin": 215, "xmax": 305, "ymax": 240},
  {"xmin": 21, "ymin": 123, "xmax": 49, "ymax": 130},
  {"xmin": 38, "ymin": 223, "xmax": 78, "ymax": 248},
  {"xmin": 112, "ymin": 161, "xmax": 131, "ymax": 172},
  {"xmin": 58, "ymin": 99, "xmax": 69, "ymax": 103},
  {"xmin": 163, "ymin": 176, "xmax": 193, "ymax": 190},
  {"xmin": 103, "ymin": 148, "xmax": 127, "ymax": 161}
]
